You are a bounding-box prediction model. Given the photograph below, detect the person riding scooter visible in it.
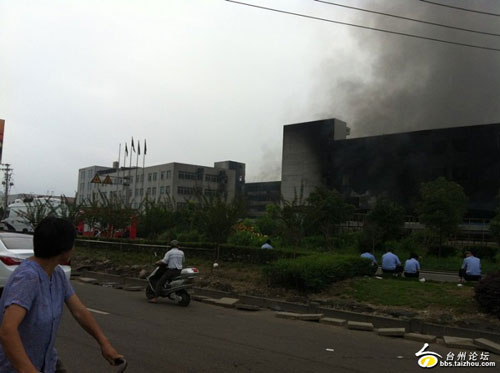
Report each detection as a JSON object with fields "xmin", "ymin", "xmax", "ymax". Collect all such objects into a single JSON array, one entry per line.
[{"xmin": 149, "ymin": 240, "xmax": 185, "ymax": 304}]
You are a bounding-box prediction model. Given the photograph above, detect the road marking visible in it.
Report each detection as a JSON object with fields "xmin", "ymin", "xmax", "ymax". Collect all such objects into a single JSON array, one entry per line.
[{"xmin": 87, "ymin": 308, "xmax": 110, "ymax": 315}]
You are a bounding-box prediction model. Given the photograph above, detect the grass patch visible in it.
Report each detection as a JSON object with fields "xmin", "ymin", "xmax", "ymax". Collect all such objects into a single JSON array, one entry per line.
[
  {"xmin": 341, "ymin": 277, "xmax": 477, "ymax": 313},
  {"xmin": 74, "ymin": 246, "xmax": 159, "ymax": 266}
]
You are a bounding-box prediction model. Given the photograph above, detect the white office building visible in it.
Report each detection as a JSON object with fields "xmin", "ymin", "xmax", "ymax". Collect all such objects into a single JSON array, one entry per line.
[{"xmin": 77, "ymin": 160, "xmax": 245, "ymax": 209}]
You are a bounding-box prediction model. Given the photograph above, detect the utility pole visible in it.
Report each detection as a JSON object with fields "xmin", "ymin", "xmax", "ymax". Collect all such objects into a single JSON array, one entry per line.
[{"xmin": 1, "ymin": 164, "xmax": 13, "ymax": 215}]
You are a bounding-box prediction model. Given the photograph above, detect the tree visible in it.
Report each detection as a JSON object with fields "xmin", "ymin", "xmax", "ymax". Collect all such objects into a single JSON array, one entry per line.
[
  {"xmin": 194, "ymin": 194, "xmax": 247, "ymax": 258},
  {"xmin": 80, "ymin": 191, "xmax": 135, "ymax": 237},
  {"xmin": 98, "ymin": 193, "xmax": 135, "ymax": 237},
  {"xmin": 488, "ymin": 190, "xmax": 500, "ymax": 245},
  {"xmin": 19, "ymin": 197, "xmax": 60, "ymax": 229},
  {"xmin": 58, "ymin": 195, "xmax": 84, "ymax": 226},
  {"xmin": 254, "ymin": 204, "xmax": 281, "ymax": 237},
  {"xmin": 138, "ymin": 195, "xmax": 177, "ymax": 239},
  {"xmin": 416, "ymin": 177, "xmax": 468, "ymax": 256},
  {"xmin": 269, "ymin": 186, "xmax": 308, "ymax": 247},
  {"xmin": 306, "ymin": 187, "xmax": 355, "ymax": 248},
  {"xmin": 363, "ymin": 199, "xmax": 406, "ymax": 250}
]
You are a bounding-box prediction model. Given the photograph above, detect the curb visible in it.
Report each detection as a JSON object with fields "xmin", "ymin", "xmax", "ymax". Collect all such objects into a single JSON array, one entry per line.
[{"xmin": 75, "ymin": 270, "xmax": 500, "ymax": 346}]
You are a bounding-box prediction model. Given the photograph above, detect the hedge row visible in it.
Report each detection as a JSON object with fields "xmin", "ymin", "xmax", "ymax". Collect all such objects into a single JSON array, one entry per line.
[
  {"xmin": 75, "ymin": 238, "xmax": 307, "ymax": 264},
  {"xmin": 263, "ymin": 254, "xmax": 377, "ymax": 292}
]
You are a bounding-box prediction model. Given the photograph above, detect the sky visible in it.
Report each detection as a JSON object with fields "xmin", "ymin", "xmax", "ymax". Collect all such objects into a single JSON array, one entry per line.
[{"xmin": 1, "ymin": 0, "xmax": 499, "ymax": 197}]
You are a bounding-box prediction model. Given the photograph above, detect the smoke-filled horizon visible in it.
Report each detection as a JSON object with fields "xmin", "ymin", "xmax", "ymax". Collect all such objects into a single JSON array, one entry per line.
[
  {"xmin": 1, "ymin": 0, "xmax": 499, "ymax": 194},
  {"xmin": 309, "ymin": 0, "xmax": 500, "ymax": 138}
]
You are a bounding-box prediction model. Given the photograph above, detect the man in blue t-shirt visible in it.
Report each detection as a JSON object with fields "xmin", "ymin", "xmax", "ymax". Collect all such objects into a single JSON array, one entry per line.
[
  {"xmin": 404, "ymin": 253, "xmax": 420, "ymax": 278},
  {"xmin": 360, "ymin": 251, "xmax": 377, "ymax": 265},
  {"xmin": 381, "ymin": 248, "xmax": 403, "ymax": 276},
  {"xmin": 459, "ymin": 251, "xmax": 482, "ymax": 281}
]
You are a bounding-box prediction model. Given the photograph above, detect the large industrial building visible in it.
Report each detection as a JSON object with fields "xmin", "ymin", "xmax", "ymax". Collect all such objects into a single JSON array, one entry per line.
[
  {"xmin": 76, "ymin": 119, "xmax": 500, "ymax": 219},
  {"xmin": 77, "ymin": 160, "xmax": 245, "ymax": 209},
  {"xmin": 281, "ymin": 119, "xmax": 500, "ymax": 217}
]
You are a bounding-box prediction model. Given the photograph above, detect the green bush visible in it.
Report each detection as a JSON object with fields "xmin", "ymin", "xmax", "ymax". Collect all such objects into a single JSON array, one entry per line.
[
  {"xmin": 427, "ymin": 245, "xmax": 457, "ymax": 257},
  {"xmin": 263, "ymin": 254, "xmax": 376, "ymax": 292},
  {"xmin": 255, "ymin": 214, "xmax": 281, "ymax": 236},
  {"xmin": 302, "ymin": 235, "xmax": 326, "ymax": 250},
  {"xmin": 474, "ymin": 271, "xmax": 500, "ymax": 318},
  {"xmin": 333, "ymin": 232, "xmax": 362, "ymax": 252},
  {"xmin": 227, "ymin": 230, "xmax": 263, "ymax": 247},
  {"xmin": 462, "ymin": 246, "xmax": 498, "ymax": 262},
  {"xmin": 176, "ymin": 230, "xmax": 204, "ymax": 243}
]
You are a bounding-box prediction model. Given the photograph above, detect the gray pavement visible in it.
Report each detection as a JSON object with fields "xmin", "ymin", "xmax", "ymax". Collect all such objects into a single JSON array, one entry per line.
[{"xmin": 55, "ymin": 281, "xmax": 499, "ymax": 372}]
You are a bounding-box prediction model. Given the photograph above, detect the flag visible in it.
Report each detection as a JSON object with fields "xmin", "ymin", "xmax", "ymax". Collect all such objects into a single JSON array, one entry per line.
[
  {"xmin": 144, "ymin": 139, "xmax": 147, "ymax": 155},
  {"xmin": 131, "ymin": 137, "xmax": 135, "ymax": 152},
  {"xmin": 125, "ymin": 143, "xmax": 128, "ymax": 156},
  {"xmin": 137, "ymin": 141, "xmax": 141, "ymax": 155}
]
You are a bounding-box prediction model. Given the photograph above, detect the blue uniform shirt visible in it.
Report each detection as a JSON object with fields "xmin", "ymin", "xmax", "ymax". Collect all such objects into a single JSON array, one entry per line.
[
  {"xmin": 381, "ymin": 252, "xmax": 401, "ymax": 270},
  {"xmin": 0, "ymin": 260, "xmax": 75, "ymax": 373},
  {"xmin": 360, "ymin": 252, "xmax": 377, "ymax": 264},
  {"xmin": 461, "ymin": 256, "xmax": 481, "ymax": 276},
  {"xmin": 404, "ymin": 258, "xmax": 420, "ymax": 273}
]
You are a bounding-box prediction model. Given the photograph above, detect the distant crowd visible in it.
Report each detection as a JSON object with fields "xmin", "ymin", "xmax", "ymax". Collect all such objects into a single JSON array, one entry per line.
[{"xmin": 360, "ymin": 248, "xmax": 482, "ymax": 281}]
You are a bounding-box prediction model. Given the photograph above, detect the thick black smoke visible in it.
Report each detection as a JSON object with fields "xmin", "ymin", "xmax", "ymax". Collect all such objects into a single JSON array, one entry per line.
[{"xmin": 316, "ymin": 0, "xmax": 500, "ymax": 137}]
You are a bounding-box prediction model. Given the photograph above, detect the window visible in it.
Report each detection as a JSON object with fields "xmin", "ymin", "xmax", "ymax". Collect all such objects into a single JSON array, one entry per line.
[
  {"xmin": 135, "ymin": 189, "xmax": 139, "ymax": 197},
  {"xmin": 160, "ymin": 186, "xmax": 165, "ymax": 194},
  {"xmin": 178, "ymin": 171, "xmax": 199, "ymax": 180},
  {"xmin": 204, "ymin": 189, "xmax": 218, "ymax": 196},
  {"xmin": 178, "ymin": 186, "xmax": 194, "ymax": 195},
  {"xmin": 146, "ymin": 188, "xmax": 151, "ymax": 195},
  {"xmin": 148, "ymin": 173, "xmax": 152, "ymax": 182},
  {"xmin": 205, "ymin": 174, "xmax": 218, "ymax": 183},
  {"xmin": 153, "ymin": 172, "xmax": 157, "ymax": 181},
  {"xmin": 166, "ymin": 186, "xmax": 170, "ymax": 194},
  {"xmin": 152, "ymin": 187, "xmax": 157, "ymax": 195},
  {"xmin": 140, "ymin": 188, "xmax": 144, "ymax": 196},
  {"xmin": 166, "ymin": 170, "xmax": 171, "ymax": 179},
  {"xmin": 161, "ymin": 171, "xmax": 165, "ymax": 180}
]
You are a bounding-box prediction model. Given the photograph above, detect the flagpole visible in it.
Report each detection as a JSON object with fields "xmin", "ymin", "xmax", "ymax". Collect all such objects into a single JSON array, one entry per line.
[
  {"xmin": 118, "ymin": 143, "xmax": 121, "ymax": 168},
  {"xmin": 135, "ymin": 141, "xmax": 140, "ymax": 205},
  {"xmin": 117, "ymin": 143, "xmax": 122, "ymax": 200},
  {"xmin": 123, "ymin": 141, "xmax": 128, "ymax": 200},
  {"xmin": 142, "ymin": 139, "xmax": 146, "ymax": 199}
]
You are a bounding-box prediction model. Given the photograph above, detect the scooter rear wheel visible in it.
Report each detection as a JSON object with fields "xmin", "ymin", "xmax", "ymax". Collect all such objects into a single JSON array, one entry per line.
[
  {"xmin": 177, "ymin": 290, "xmax": 191, "ymax": 306},
  {"xmin": 145, "ymin": 285, "xmax": 156, "ymax": 300}
]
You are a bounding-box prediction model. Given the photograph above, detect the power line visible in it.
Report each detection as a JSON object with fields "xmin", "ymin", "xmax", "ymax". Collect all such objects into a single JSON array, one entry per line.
[
  {"xmin": 225, "ymin": 0, "xmax": 500, "ymax": 53},
  {"xmin": 420, "ymin": 0, "xmax": 500, "ymax": 17},
  {"xmin": 315, "ymin": 0, "xmax": 500, "ymax": 37}
]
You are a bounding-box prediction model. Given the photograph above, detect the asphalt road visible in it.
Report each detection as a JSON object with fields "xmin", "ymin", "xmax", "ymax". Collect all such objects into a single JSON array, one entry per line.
[{"xmin": 55, "ymin": 281, "xmax": 499, "ymax": 373}]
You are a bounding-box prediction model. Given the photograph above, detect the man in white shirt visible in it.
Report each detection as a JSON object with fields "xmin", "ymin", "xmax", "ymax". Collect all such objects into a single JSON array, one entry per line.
[{"xmin": 149, "ymin": 240, "xmax": 185, "ymax": 303}]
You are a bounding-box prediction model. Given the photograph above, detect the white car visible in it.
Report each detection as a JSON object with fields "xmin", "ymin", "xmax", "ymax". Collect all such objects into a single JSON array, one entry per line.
[{"xmin": 0, "ymin": 232, "xmax": 71, "ymax": 294}]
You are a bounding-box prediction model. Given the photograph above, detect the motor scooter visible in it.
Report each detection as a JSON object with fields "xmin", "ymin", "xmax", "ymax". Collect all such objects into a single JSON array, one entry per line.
[{"xmin": 145, "ymin": 266, "xmax": 199, "ymax": 306}]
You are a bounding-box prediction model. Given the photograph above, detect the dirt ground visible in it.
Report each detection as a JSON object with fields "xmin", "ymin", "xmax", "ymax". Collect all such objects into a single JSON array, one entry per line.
[{"xmin": 72, "ymin": 253, "xmax": 500, "ymax": 333}]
